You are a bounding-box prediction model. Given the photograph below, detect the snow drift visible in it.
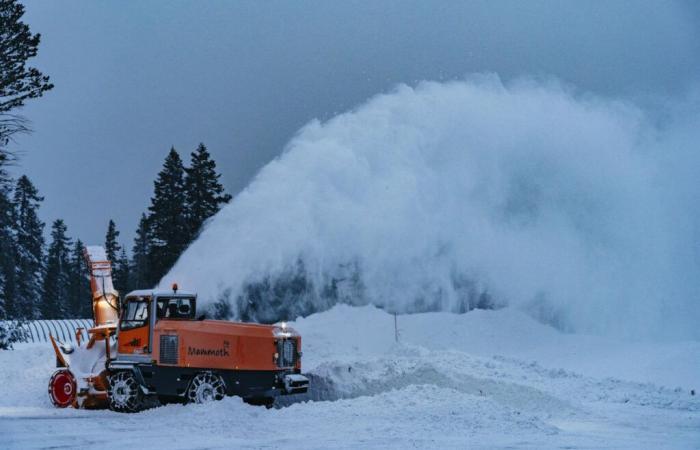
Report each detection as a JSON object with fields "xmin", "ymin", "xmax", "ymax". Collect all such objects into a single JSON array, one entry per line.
[
  {"xmin": 4, "ymin": 305, "xmax": 699, "ymax": 448},
  {"xmin": 162, "ymin": 75, "xmax": 700, "ymax": 339}
]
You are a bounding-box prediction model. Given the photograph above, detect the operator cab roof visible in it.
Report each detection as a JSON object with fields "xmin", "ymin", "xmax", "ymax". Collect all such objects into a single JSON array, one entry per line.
[{"xmin": 126, "ymin": 289, "xmax": 196, "ymax": 298}]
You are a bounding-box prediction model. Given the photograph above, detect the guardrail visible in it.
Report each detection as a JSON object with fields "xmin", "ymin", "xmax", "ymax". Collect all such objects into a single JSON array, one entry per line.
[{"xmin": 0, "ymin": 319, "xmax": 94, "ymax": 343}]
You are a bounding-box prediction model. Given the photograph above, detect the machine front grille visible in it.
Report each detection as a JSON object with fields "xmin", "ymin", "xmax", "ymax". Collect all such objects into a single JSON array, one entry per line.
[
  {"xmin": 159, "ymin": 335, "xmax": 178, "ymax": 365},
  {"xmin": 277, "ymin": 339, "xmax": 297, "ymax": 367}
]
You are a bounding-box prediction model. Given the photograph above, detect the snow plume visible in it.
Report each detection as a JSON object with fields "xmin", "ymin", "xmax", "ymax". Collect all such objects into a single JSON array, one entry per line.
[{"xmin": 163, "ymin": 75, "xmax": 700, "ymax": 339}]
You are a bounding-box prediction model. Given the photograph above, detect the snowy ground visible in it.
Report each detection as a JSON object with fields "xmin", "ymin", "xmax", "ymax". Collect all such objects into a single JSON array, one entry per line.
[{"xmin": 2, "ymin": 305, "xmax": 698, "ymax": 449}]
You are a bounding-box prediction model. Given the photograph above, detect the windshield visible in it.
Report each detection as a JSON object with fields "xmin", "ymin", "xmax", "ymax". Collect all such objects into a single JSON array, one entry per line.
[
  {"xmin": 120, "ymin": 297, "xmax": 149, "ymax": 330},
  {"xmin": 156, "ymin": 297, "xmax": 196, "ymax": 320}
]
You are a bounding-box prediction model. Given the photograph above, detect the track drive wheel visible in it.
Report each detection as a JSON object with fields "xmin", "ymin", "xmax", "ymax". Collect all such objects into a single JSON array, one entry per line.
[
  {"xmin": 108, "ymin": 371, "xmax": 145, "ymax": 413},
  {"xmin": 48, "ymin": 369, "xmax": 76, "ymax": 408},
  {"xmin": 186, "ymin": 372, "xmax": 226, "ymax": 404}
]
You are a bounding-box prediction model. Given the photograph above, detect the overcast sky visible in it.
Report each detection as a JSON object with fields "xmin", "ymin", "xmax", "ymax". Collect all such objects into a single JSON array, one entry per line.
[{"xmin": 12, "ymin": 0, "xmax": 700, "ymax": 248}]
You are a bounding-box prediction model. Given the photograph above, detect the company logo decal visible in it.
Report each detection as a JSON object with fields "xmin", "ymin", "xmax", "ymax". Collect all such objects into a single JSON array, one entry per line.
[{"xmin": 187, "ymin": 340, "xmax": 230, "ymax": 357}]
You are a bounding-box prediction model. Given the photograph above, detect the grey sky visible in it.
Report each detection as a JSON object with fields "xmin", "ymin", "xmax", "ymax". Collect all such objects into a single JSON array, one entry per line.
[{"xmin": 12, "ymin": 0, "xmax": 700, "ymax": 248}]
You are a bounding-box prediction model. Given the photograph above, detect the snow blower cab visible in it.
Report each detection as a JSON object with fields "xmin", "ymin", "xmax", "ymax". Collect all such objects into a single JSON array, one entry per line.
[
  {"xmin": 107, "ymin": 284, "xmax": 308, "ymax": 411},
  {"xmin": 116, "ymin": 287, "xmax": 196, "ymax": 356}
]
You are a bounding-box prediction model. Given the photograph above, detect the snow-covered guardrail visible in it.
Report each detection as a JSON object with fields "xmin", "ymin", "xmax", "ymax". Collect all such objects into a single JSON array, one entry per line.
[{"xmin": 0, "ymin": 319, "xmax": 94, "ymax": 343}]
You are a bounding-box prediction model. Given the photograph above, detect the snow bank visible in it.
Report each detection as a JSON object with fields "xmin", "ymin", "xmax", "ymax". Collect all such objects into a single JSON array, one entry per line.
[
  {"xmin": 290, "ymin": 304, "xmax": 700, "ymax": 389},
  {"xmin": 163, "ymin": 76, "xmax": 700, "ymax": 339},
  {"xmin": 2, "ymin": 306, "xmax": 698, "ymax": 449}
]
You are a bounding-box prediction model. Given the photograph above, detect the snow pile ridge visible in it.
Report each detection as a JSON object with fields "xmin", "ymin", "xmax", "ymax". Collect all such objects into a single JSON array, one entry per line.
[{"xmin": 2, "ymin": 305, "xmax": 699, "ymax": 448}]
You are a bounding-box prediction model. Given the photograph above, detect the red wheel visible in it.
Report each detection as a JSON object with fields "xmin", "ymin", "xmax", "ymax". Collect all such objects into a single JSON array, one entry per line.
[{"xmin": 48, "ymin": 369, "xmax": 76, "ymax": 408}]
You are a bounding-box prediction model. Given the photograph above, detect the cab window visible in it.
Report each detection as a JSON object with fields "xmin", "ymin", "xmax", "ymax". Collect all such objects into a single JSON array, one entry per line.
[
  {"xmin": 156, "ymin": 297, "xmax": 195, "ymax": 320},
  {"xmin": 120, "ymin": 298, "xmax": 149, "ymax": 330}
]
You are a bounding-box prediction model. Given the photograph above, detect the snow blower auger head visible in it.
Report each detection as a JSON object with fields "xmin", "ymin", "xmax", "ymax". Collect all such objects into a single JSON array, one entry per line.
[
  {"xmin": 48, "ymin": 245, "xmax": 119, "ymax": 409},
  {"xmin": 48, "ymin": 245, "xmax": 309, "ymax": 412}
]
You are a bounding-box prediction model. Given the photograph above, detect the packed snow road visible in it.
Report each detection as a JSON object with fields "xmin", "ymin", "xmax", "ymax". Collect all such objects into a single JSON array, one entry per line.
[{"xmin": 2, "ymin": 306, "xmax": 699, "ymax": 449}]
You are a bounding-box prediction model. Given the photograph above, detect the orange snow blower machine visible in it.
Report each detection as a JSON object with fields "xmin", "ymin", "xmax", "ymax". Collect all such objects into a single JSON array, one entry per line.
[{"xmin": 48, "ymin": 246, "xmax": 308, "ymax": 412}]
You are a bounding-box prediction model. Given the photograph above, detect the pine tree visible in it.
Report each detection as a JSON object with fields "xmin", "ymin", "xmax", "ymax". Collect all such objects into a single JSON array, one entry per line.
[
  {"xmin": 0, "ymin": 115, "xmax": 23, "ymax": 349},
  {"xmin": 41, "ymin": 220, "xmax": 72, "ymax": 319},
  {"xmin": 104, "ymin": 219, "xmax": 121, "ymax": 263},
  {"xmin": 0, "ymin": 0, "xmax": 52, "ymax": 345},
  {"xmin": 185, "ymin": 143, "xmax": 231, "ymax": 239},
  {"xmin": 130, "ymin": 213, "xmax": 151, "ymax": 290},
  {"xmin": 0, "ymin": 0, "xmax": 54, "ymax": 114},
  {"xmin": 114, "ymin": 248, "xmax": 129, "ymax": 295},
  {"xmin": 0, "ymin": 0, "xmax": 53, "ymax": 156},
  {"xmin": 67, "ymin": 239, "xmax": 90, "ymax": 318},
  {"xmin": 12, "ymin": 175, "xmax": 44, "ymax": 319},
  {"xmin": 104, "ymin": 219, "xmax": 129, "ymax": 293},
  {"xmin": 0, "ymin": 154, "xmax": 16, "ymax": 320},
  {"xmin": 147, "ymin": 148, "xmax": 189, "ymax": 285}
]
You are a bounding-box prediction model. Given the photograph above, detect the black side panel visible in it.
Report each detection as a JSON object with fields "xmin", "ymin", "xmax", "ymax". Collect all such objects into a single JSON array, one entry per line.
[
  {"xmin": 221, "ymin": 370, "xmax": 281, "ymax": 399},
  {"xmin": 136, "ymin": 364, "xmax": 293, "ymax": 400}
]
